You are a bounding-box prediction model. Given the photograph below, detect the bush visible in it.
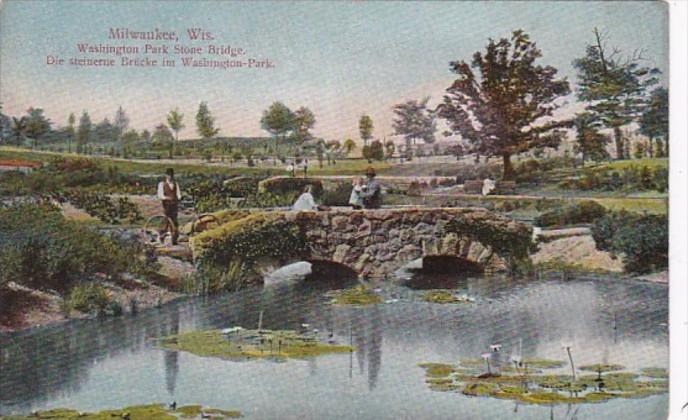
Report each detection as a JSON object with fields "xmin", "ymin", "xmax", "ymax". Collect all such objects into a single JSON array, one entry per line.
[
  {"xmin": 406, "ymin": 181, "xmax": 422, "ymax": 196},
  {"xmin": 63, "ymin": 283, "xmax": 111, "ymax": 314},
  {"xmin": 592, "ymin": 211, "xmax": 668, "ymax": 273},
  {"xmin": 0, "ymin": 203, "xmax": 146, "ymax": 291},
  {"xmin": 258, "ymin": 177, "xmax": 324, "ymax": 198},
  {"xmin": 61, "ymin": 190, "xmax": 143, "ymax": 224},
  {"xmin": 321, "ymin": 183, "xmax": 353, "ymax": 206},
  {"xmin": 535, "ymin": 200, "xmax": 607, "ymax": 227}
]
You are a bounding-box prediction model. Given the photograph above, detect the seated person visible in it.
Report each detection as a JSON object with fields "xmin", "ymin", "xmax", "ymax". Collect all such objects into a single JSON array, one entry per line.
[
  {"xmin": 358, "ymin": 167, "xmax": 382, "ymax": 209},
  {"xmin": 482, "ymin": 178, "xmax": 496, "ymax": 196},
  {"xmin": 292, "ymin": 185, "xmax": 319, "ymax": 211},
  {"xmin": 349, "ymin": 177, "xmax": 365, "ymax": 209}
]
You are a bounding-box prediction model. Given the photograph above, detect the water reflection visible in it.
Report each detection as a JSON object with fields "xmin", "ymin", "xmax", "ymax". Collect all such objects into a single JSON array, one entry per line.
[{"xmin": 0, "ymin": 274, "xmax": 668, "ymax": 419}]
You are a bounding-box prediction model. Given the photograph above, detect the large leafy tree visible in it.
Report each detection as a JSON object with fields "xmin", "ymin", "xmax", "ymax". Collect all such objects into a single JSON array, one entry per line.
[
  {"xmin": 261, "ymin": 101, "xmax": 294, "ymax": 153},
  {"xmin": 392, "ymin": 97, "xmax": 436, "ymax": 153},
  {"xmin": 572, "ymin": 28, "xmax": 660, "ymax": 160},
  {"xmin": 196, "ymin": 102, "xmax": 220, "ymax": 138},
  {"xmin": 166, "ymin": 108, "xmax": 185, "ymax": 143},
  {"xmin": 639, "ymin": 87, "xmax": 668, "ymax": 158},
  {"xmin": 358, "ymin": 115, "xmax": 373, "ymax": 147},
  {"xmin": 572, "ymin": 112, "xmax": 610, "ymax": 164},
  {"xmin": 438, "ymin": 30, "xmax": 570, "ymax": 179}
]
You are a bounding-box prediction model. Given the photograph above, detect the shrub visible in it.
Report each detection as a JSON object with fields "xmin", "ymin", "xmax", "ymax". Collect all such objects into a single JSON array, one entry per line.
[
  {"xmin": 63, "ymin": 283, "xmax": 111, "ymax": 314},
  {"xmin": 258, "ymin": 177, "xmax": 324, "ymax": 198},
  {"xmin": 321, "ymin": 183, "xmax": 353, "ymax": 206},
  {"xmin": 0, "ymin": 203, "xmax": 146, "ymax": 291},
  {"xmin": 535, "ymin": 200, "xmax": 607, "ymax": 227},
  {"xmin": 592, "ymin": 211, "xmax": 668, "ymax": 273},
  {"xmin": 407, "ymin": 181, "xmax": 422, "ymax": 196}
]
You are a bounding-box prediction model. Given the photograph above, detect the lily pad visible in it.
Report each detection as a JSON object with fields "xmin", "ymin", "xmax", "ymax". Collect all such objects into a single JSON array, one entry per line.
[
  {"xmin": 158, "ymin": 329, "xmax": 353, "ymax": 360},
  {"xmin": 325, "ymin": 285, "xmax": 382, "ymax": 305},
  {"xmin": 579, "ymin": 363, "xmax": 625, "ymax": 373},
  {"xmin": 422, "ymin": 290, "xmax": 474, "ymax": 304}
]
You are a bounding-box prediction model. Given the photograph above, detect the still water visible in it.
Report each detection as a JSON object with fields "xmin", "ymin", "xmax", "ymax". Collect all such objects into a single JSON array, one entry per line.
[{"xmin": 0, "ymin": 271, "xmax": 668, "ymax": 419}]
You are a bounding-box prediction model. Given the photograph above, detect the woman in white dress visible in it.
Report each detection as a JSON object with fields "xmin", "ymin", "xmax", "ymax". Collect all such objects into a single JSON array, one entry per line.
[
  {"xmin": 349, "ymin": 178, "xmax": 364, "ymax": 209},
  {"xmin": 292, "ymin": 185, "xmax": 319, "ymax": 211}
]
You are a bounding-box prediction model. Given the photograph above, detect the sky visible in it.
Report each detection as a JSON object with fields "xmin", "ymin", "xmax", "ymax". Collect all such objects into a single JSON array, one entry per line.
[{"xmin": 0, "ymin": 0, "xmax": 668, "ymax": 143}]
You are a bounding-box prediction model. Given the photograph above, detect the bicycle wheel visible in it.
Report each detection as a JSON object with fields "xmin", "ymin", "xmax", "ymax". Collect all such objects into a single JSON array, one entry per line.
[
  {"xmin": 142, "ymin": 214, "xmax": 174, "ymax": 243},
  {"xmin": 191, "ymin": 213, "xmax": 220, "ymax": 234}
]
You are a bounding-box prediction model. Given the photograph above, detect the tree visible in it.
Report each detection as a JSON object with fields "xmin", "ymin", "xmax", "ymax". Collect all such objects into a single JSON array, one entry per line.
[
  {"xmin": 113, "ymin": 106, "xmax": 130, "ymax": 141},
  {"xmin": 196, "ymin": 102, "xmax": 220, "ymax": 138},
  {"xmin": 292, "ymin": 106, "xmax": 315, "ymax": 143},
  {"xmin": 10, "ymin": 116, "xmax": 27, "ymax": 146},
  {"xmin": 362, "ymin": 139, "xmax": 384, "ymax": 161},
  {"xmin": 65, "ymin": 113, "xmax": 76, "ymax": 153},
  {"xmin": 166, "ymin": 108, "xmax": 185, "ymax": 143},
  {"xmin": 0, "ymin": 105, "xmax": 11, "ymax": 143},
  {"xmin": 572, "ymin": 112, "xmax": 610, "ymax": 164},
  {"xmin": 438, "ymin": 30, "xmax": 571, "ymax": 179},
  {"xmin": 392, "ymin": 97, "xmax": 436, "ymax": 154},
  {"xmin": 260, "ymin": 101, "xmax": 294, "ymax": 153},
  {"xmin": 121, "ymin": 129, "xmax": 140, "ymax": 144},
  {"xmin": 639, "ymin": 87, "xmax": 668, "ymax": 158},
  {"xmin": 141, "ymin": 129, "xmax": 151, "ymax": 143},
  {"xmin": 94, "ymin": 118, "xmax": 117, "ymax": 143},
  {"xmin": 343, "ymin": 138, "xmax": 356, "ymax": 156},
  {"xmin": 385, "ymin": 140, "xmax": 395, "ymax": 159},
  {"xmin": 24, "ymin": 108, "xmax": 52, "ymax": 148},
  {"xmin": 359, "ymin": 115, "xmax": 373, "ymax": 147},
  {"xmin": 152, "ymin": 123, "xmax": 174, "ymax": 144},
  {"xmin": 572, "ymin": 28, "xmax": 660, "ymax": 160},
  {"xmin": 76, "ymin": 111, "xmax": 92, "ymax": 153}
]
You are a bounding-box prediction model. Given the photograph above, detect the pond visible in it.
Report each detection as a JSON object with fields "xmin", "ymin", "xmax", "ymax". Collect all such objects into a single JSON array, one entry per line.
[{"xmin": 0, "ymin": 271, "xmax": 667, "ymax": 419}]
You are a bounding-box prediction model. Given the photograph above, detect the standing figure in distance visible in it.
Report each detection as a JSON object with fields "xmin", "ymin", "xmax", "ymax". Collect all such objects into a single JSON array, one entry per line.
[{"xmin": 157, "ymin": 168, "xmax": 182, "ymax": 245}]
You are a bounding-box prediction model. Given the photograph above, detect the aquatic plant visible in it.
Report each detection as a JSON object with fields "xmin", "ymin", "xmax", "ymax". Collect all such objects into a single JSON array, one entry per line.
[
  {"xmin": 422, "ymin": 290, "xmax": 474, "ymax": 304},
  {"xmin": 0, "ymin": 403, "xmax": 241, "ymax": 419},
  {"xmin": 158, "ymin": 328, "xmax": 353, "ymax": 360},
  {"xmin": 325, "ymin": 285, "xmax": 382, "ymax": 305},
  {"xmin": 417, "ymin": 359, "xmax": 667, "ymax": 405}
]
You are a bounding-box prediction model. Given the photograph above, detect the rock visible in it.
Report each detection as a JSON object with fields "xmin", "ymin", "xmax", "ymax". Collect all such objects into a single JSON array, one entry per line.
[
  {"xmin": 331, "ymin": 216, "xmax": 348, "ymax": 230},
  {"xmin": 332, "ymin": 244, "xmax": 351, "ymax": 263}
]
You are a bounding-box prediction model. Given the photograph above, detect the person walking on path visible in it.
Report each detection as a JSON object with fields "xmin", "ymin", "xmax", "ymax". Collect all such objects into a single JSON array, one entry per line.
[
  {"xmin": 157, "ymin": 168, "xmax": 182, "ymax": 245},
  {"xmin": 358, "ymin": 167, "xmax": 382, "ymax": 209},
  {"xmin": 302, "ymin": 159, "xmax": 310, "ymax": 178}
]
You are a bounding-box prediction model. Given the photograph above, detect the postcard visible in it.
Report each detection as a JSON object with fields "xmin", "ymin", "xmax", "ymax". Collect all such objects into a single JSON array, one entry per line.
[{"xmin": 0, "ymin": 1, "xmax": 684, "ymax": 419}]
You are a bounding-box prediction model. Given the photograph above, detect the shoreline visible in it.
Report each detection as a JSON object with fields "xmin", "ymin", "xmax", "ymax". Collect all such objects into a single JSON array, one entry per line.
[{"xmin": 0, "ymin": 270, "xmax": 666, "ymax": 335}]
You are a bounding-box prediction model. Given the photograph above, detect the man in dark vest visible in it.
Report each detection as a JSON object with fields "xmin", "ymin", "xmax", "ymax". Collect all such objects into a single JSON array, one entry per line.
[
  {"xmin": 358, "ymin": 166, "xmax": 382, "ymax": 209},
  {"xmin": 157, "ymin": 168, "xmax": 181, "ymax": 245}
]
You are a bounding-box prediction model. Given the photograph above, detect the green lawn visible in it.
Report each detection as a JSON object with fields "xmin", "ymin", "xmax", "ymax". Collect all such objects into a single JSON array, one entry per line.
[
  {"xmin": 0, "ymin": 146, "xmax": 391, "ymax": 177},
  {"xmin": 592, "ymin": 197, "xmax": 667, "ymax": 214},
  {"xmin": 590, "ymin": 158, "xmax": 668, "ymax": 172}
]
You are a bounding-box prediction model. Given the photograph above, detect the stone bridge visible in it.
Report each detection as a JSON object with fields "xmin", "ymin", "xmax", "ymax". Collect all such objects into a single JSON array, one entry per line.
[{"xmin": 191, "ymin": 207, "xmax": 533, "ymax": 281}]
